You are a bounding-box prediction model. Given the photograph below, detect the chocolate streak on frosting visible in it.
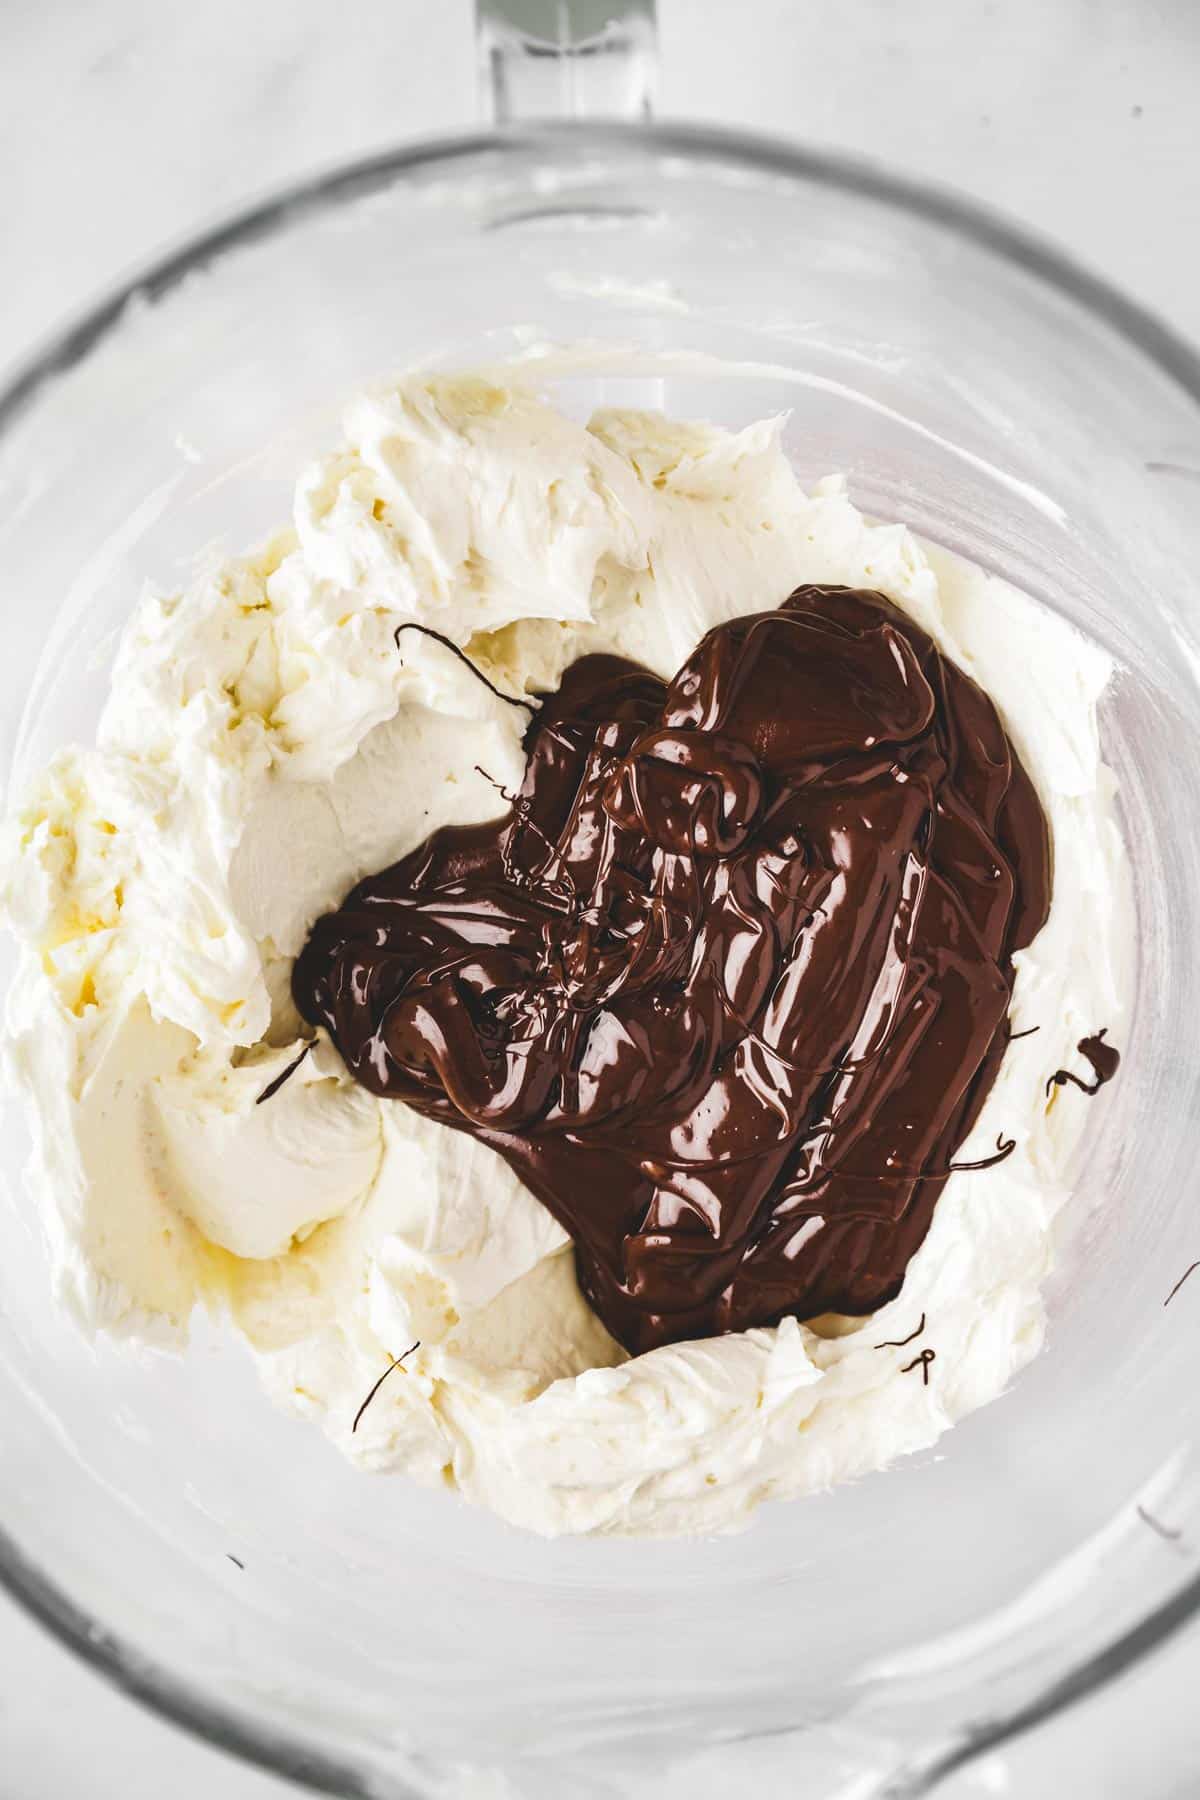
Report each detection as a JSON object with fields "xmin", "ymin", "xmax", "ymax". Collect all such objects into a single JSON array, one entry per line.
[
  {"xmin": 394, "ymin": 622, "xmax": 536, "ymax": 718},
  {"xmin": 255, "ymin": 1042, "xmax": 312, "ymax": 1105},
  {"xmin": 351, "ymin": 1341, "xmax": 420, "ymax": 1434},
  {"xmin": 875, "ymin": 1312, "xmax": 926, "ymax": 1350},
  {"xmin": 1046, "ymin": 1029, "xmax": 1120, "ymax": 1099},
  {"xmin": 946, "ymin": 1131, "xmax": 1016, "ymax": 1173},
  {"xmin": 295, "ymin": 586, "xmax": 1052, "ymax": 1356},
  {"xmin": 900, "ymin": 1348, "xmax": 936, "ymax": 1386}
]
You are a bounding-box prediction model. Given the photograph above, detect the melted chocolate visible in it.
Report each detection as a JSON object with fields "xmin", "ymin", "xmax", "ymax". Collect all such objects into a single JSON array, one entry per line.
[
  {"xmin": 294, "ymin": 586, "xmax": 1052, "ymax": 1355},
  {"xmin": 1046, "ymin": 1029, "xmax": 1121, "ymax": 1098}
]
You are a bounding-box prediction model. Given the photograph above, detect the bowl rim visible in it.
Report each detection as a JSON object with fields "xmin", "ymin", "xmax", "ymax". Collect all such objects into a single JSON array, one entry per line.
[{"xmin": 2, "ymin": 116, "xmax": 1199, "ymax": 1798}]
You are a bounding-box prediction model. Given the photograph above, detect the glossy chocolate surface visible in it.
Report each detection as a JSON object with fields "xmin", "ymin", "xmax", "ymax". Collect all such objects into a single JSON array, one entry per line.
[{"xmin": 295, "ymin": 587, "xmax": 1052, "ymax": 1353}]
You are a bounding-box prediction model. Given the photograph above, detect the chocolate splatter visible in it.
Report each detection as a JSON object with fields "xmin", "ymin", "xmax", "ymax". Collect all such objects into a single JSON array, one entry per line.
[
  {"xmin": 1046, "ymin": 1029, "xmax": 1120, "ymax": 1099},
  {"xmin": 1007, "ymin": 1023, "xmax": 1040, "ymax": 1042}
]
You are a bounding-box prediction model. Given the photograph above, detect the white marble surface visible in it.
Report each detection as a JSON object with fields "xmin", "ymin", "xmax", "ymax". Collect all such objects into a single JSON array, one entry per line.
[{"xmin": 1, "ymin": 1, "xmax": 1198, "ymax": 1795}]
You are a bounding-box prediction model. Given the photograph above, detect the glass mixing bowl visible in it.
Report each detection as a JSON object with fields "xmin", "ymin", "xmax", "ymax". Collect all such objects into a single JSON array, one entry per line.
[{"xmin": 2, "ymin": 26, "xmax": 1200, "ymax": 1800}]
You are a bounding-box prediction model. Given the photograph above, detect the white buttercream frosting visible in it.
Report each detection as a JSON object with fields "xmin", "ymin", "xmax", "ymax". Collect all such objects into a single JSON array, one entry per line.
[{"xmin": 0, "ymin": 368, "xmax": 1129, "ymax": 1535}]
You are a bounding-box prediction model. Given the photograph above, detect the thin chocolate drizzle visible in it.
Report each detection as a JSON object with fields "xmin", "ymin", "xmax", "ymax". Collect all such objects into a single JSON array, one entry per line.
[
  {"xmin": 296, "ymin": 586, "xmax": 1052, "ymax": 1356},
  {"xmin": 394, "ymin": 622, "xmax": 536, "ymax": 717},
  {"xmin": 1046, "ymin": 1029, "xmax": 1121, "ymax": 1099},
  {"xmin": 900, "ymin": 1348, "xmax": 936, "ymax": 1386},
  {"xmin": 255, "ymin": 1042, "xmax": 312, "ymax": 1105},
  {"xmin": 1007, "ymin": 1023, "xmax": 1040, "ymax": 1042},
  {"xmin": 875, "ymin": 1312, "xmax": 927, "ymax": 1350},
  {"xmin": 947, "ymin": 1132, "xmax": 1016, "ymax": 1173},
  {"xmin": 351, "ymin": 1340, "xmax": 420, "ymax": 1434},
  {"xmin": 1164, "ymin": 1262, "xmax": 1200, "ymax": 1309}
]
